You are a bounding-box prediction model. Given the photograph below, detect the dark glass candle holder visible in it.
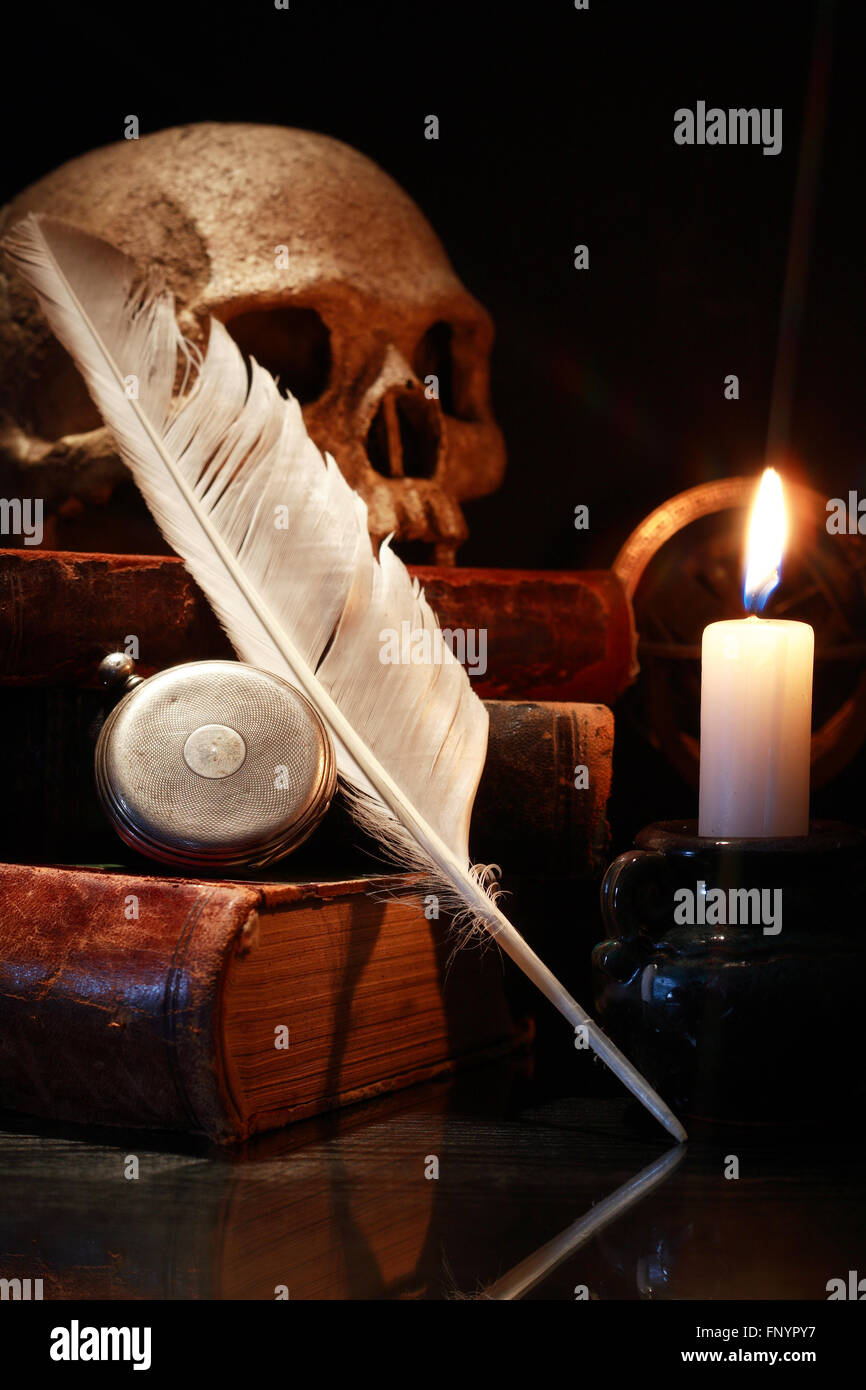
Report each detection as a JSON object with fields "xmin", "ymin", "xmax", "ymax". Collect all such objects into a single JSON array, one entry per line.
[{"xmin": 593, "ymin": 820, "xmax": 866, "ymax": 1126}]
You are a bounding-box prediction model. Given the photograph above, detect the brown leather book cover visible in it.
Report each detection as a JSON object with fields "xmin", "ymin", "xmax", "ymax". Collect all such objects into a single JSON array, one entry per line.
[
  {"xmin": 0, "ymin": 549, "xmax": 637, "ymax": 702},
  {"xmin": 0, "ymin": 864, "xmax": 518, "ymax": 1144}
]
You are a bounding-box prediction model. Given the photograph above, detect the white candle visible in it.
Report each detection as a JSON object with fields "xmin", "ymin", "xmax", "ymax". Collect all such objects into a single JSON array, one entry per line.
[{"xmin": 698, "ymin": 470, "xmax": 814, "ymax": 838}]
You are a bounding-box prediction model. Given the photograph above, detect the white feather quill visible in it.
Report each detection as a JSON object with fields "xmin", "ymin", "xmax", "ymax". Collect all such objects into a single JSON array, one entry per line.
[{"xmin": 3, "ymin": 214, "xmax": 685, "ymax": 1142}]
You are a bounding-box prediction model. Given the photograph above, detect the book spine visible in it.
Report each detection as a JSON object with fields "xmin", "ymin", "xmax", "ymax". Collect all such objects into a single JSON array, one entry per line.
[
  {"xmin": 0, "ymin": 863, "xmax": 248, "ymax": 1139},
  {"xmin": 472, "ymin": 701, "xmax": 614, "ymax": 878},
  {"xmin": 0, "ymin": 549, "xmax": 636, "ymax": 701}
]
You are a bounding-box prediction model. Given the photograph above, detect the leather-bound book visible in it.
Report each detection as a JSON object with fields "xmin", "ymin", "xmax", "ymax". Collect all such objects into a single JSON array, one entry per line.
[
  {"xmin": 0, "ymin": 548, "xmax": 617, "ymax": 873},
  {"xmin": 0, "ymin": 864, "xmax": 519, "ymax": 1143},
  {"xmin": 0, "ymin": 549, "xmax": 637, "ymax": 702}
]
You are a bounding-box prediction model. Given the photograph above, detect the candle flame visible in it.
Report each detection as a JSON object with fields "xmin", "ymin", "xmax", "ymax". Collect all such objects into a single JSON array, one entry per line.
[{"xmin": 744, "ymin": 468, "xmax": 787, "ymax": 613}]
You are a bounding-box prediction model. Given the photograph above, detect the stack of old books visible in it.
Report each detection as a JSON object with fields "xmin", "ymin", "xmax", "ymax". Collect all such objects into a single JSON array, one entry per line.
[{"xmin": 0, "ymin": 552, "xmax": 633, "ymax": 1141}]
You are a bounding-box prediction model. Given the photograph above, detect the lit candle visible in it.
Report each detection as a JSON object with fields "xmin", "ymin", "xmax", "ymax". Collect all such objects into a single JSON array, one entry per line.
[{"xmin": 698, "ymin": 468, "xmax": 814, "ymax": 838}]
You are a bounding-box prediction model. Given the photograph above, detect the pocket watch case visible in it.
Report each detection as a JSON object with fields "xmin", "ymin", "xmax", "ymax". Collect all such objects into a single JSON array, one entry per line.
[{"xmin": 94, "ymin": 659, "xmax": 337, "ymax": 870}]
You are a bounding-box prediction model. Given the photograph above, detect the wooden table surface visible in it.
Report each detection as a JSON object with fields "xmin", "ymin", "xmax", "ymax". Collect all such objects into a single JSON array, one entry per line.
[{"xmin": 0, "ymin": 1059, "xmax": 862, "ymax": 1300}]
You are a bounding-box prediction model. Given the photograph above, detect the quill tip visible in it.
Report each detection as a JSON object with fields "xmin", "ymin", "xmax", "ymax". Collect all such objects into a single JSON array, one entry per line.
[
  {"xmin": 621, "ymin": 1065, "xmax": 688, "ymax": 1143},
  {"xmin": 663, "ymin": 1111, "xmax": 689, "ymax": 1144},
  {"xmin": 585, "ymin": 1017, "xmax": 688, "ymax": 1141},
  {"xmin": 630, "ymin": 1077, "xmax": 688, "ymax": 1143}
]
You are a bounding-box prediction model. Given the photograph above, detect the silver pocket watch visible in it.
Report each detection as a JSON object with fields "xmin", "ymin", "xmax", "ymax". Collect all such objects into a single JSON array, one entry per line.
[{"xmin": 95, "ymin": 655, "xmax": 337, "ymax": 870}]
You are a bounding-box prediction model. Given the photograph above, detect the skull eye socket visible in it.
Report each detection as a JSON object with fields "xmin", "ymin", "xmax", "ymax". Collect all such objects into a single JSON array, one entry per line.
[
  {"xmin": 413, "ymin": 321, "xmax": 456, "ymax": 416},
  {"xmin": 413, "ymin": 320, "xmax": 485, "ymax": 422},
  {"xmin": 224, "ymin": 307, "xmax": 331, "ymax": 404}
]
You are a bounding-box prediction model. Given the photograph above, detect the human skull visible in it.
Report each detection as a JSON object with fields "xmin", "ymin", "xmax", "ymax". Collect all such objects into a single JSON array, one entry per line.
[{"xmin": 0, "ymin": 123, "xmax": 506, "ymax": 562}]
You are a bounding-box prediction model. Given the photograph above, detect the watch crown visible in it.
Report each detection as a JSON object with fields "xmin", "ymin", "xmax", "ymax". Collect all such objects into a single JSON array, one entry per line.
[{"xmin": 98, "ymin": 651, "xmax": 140, "ymax": 690}]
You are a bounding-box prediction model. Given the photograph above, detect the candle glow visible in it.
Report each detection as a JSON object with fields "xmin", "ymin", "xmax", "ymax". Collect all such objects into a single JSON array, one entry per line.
[{"xmin": 743, "ymin": 466, "xmax": 787, "ymax": 613}]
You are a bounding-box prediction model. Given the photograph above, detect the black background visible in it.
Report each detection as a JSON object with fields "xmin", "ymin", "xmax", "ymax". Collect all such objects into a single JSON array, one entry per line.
[{"xmin": 2, "ymin": 0, "xmax": 861, "ymax": 571}]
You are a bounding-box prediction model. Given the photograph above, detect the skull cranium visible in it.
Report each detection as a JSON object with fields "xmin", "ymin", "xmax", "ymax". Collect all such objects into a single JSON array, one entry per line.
[{"xmin": 0, "ymin": 123, "xmax": 506, "ymax": 562}]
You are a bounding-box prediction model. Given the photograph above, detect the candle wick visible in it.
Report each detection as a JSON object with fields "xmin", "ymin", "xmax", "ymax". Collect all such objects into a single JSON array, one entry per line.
[{"xmin": 744, "ymin": 568, "xmax": 780, "ymax": 616}]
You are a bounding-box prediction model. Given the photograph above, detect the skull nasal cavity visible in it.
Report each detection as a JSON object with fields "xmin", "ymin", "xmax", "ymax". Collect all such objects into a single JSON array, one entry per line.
[
  {"xmin": 366, "ymin": 391, "xmax": 442, "ymax": 479},
  {"xmin": 224, "ymin": 307, "xmax": 331, "ymax": 404}
]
